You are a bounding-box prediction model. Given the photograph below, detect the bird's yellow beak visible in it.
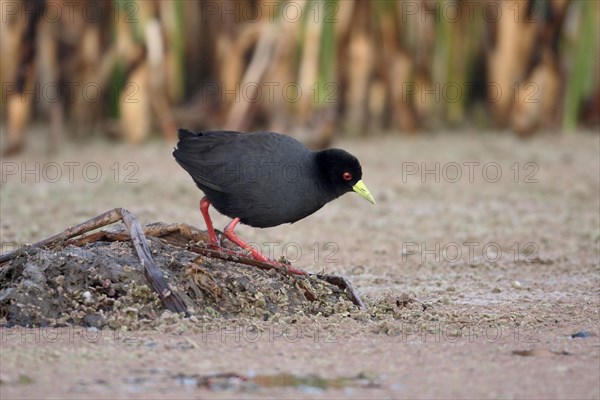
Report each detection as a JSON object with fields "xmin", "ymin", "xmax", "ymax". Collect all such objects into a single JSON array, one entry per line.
[{"xmin": 352, "ymin": 180, "xmax": 375, "ymax": 204}]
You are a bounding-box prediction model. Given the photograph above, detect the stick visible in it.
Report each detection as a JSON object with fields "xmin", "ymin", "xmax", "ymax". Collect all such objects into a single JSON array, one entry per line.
[
  {"xmin": 0, "ymin": 209, "xmax": 122, "ymax": 264},
  {"xmin": 316, "ymin": 275, "xmax": 366, "ymax": 309},
  {"xmin": 118, "ymin": 209, "xmax": 188, "ymax": 315}
]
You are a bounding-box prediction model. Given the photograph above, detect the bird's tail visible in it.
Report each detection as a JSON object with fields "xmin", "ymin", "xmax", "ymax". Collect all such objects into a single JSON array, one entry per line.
[{"xmin": 177, "ymin": 128, "xmax": 200, "ymax": 140}]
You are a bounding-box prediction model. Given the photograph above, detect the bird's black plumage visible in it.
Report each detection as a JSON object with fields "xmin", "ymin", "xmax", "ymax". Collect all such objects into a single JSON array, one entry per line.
[{"xmin": 173, "ymin": 129, "xmax": 368, "ymax": 228}]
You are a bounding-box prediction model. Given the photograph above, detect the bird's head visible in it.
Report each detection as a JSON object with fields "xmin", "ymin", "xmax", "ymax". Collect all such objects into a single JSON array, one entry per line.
[{"xmin": 316, "ymin": 149, "xmax": 375, "ymax": 204}]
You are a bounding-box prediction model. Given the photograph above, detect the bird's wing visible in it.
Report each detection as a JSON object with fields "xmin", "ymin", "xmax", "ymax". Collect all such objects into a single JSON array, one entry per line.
[{"xmin": 173, "ymin": 129, "xmax": 300, "ymax": 193}]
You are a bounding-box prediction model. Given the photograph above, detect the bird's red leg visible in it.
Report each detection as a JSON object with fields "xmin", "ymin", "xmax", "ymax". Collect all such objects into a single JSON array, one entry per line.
[
  {"xmin": 199, "ymin": 197, "xmax": 219, "ymax": 246},
  {"xmin": 223, "ymin": 218, "xmax": 268, "ymax": 262},
  {"xmin": 224, "ymin": 218, "xmax": 308, "ymax": 275}
]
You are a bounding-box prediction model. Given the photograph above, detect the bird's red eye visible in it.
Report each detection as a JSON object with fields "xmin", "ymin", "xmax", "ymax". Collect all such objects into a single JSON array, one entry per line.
[{"xmin": 343, "ymin": 172, "xmax": 352, "ymax": 181}]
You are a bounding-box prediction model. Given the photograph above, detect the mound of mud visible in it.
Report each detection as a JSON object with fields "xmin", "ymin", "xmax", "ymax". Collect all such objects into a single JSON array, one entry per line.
[{"xmin": 0, "ymin": 227, "xmax": 359, "ymax": 329}]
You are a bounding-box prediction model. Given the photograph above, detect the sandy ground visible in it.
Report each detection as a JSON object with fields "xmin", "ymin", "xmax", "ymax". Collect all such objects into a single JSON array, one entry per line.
[{"xmin": 1, "ymin": 129, "xmax": 599, "ymax": 399}]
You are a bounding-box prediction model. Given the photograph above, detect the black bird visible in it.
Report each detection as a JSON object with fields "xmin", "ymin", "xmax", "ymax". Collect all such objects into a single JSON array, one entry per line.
[{"xmin": 173, "ymin": 129, "xmax": 374, "ymax": 273}]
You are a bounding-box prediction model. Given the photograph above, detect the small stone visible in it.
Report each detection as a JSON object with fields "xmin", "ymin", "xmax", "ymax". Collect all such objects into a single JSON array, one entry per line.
[
  {"xmin": 512, "ymin": 281, "xmax": 523, "ymax": 289},
  {"xmin": 83, "ymin": 314, "xmax": 105, "ymax": 328},
  {"xmin": 571, "ymin": 331, "xmax": 592, "ymax": 339},
  {"xmin": 82, "ymin": 291, "xmax": 92, "ymax": 303}
]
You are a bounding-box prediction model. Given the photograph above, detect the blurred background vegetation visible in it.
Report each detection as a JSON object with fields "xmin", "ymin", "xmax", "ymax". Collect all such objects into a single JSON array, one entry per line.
[{"xmin": 1, "ymin": 0, "xmax": 599, "ymax": 155}]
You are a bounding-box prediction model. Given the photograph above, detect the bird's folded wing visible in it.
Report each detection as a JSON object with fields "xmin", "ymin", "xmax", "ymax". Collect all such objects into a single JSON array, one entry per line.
[{"xmin": 173, "ymin": 131, "xmax": 276, "ymax": 193}]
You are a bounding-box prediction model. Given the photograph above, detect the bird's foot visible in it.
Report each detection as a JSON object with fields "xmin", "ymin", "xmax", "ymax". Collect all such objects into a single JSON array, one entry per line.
[
  {"xmin": 223, "ymin": 218, "xmax": 308, "ymax": 275},
  {"xmin": 230, "ymin": 246, "xmax": 306, "ymax": 275},
  {"xmin": 245, "ymin": 250, "xmax": 308, "ymax": 275},
  {"xmin": 203, "ymin": 238, "xmax": 238, "ymax": 255},
  {"xmin": 272, "ymin": 262, "xmax": 309, "ymax": 276}
]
